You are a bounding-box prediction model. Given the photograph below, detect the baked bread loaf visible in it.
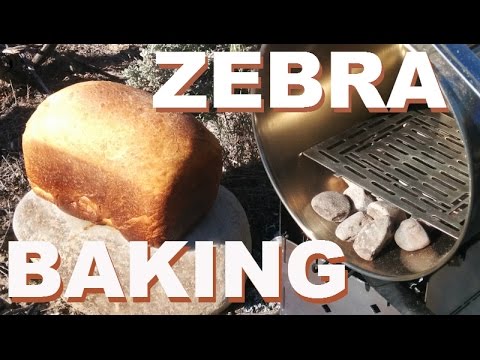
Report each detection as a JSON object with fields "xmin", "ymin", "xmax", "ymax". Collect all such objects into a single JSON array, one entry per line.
[{"xmin": 22, "ymin": 81, "xmax": 222, "ymax": 247}]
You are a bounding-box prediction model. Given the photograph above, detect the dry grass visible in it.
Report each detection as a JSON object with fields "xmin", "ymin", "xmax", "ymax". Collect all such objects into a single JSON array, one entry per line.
[
  {"xmin": 0, "ymin": 155, "xmax": 29, "ymax": 244},
  {"xmin": 0, "ymin": 78, "xmax": 39, "ymax": 250},
  {"xmin": 207, "ymin": 112, "xmax": 260, "ymax": 170},
  {"xmin": 221, "ymin": 163, "xmax": 280, "ymax": 244}
]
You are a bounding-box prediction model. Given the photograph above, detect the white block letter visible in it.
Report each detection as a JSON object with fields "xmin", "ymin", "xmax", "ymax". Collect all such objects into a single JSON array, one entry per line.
[
  {"xmin": 288, "ymin": 240, "xmax": 347, "ymax": 303},
  {"xmin": 195, "ymin": 241, "xmax": 216, "ymax": 301},
  {"xmin": 213, "ymin": 52, "xmax": 263, "ymax": 111},
  {"xmin": 331, "ymin": 51, "xmax": 386, "ymax": 112},
  {"xmin": 9, "ymin": 241, "xmax": 62, "ymax": 302},
  {"xmin": 64, "ymin": 241, "xmax": 124, "ymax": 301},
  {"xmin": 225, "ymin": 241, "xmax": 281, "ymax": 302},
  {"xmin": 153, "ymin": 52, "xmax": 208, "ymax": 111},
  {"xmin": 130, "ymin": 241, "xmax": 190, "ymax": 302},
  {"xmin": 387, "ymin": 52, "xmax": 447, "ymax": 112},
  {"xmin": 270, "ymin": 51, "xmax": 323, "ymax": 110}
]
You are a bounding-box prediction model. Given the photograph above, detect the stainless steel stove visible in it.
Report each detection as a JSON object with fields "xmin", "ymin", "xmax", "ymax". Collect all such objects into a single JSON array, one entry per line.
[{"xmin": 254, "ymin": 44, "xmax": 480, "ymax": 314}]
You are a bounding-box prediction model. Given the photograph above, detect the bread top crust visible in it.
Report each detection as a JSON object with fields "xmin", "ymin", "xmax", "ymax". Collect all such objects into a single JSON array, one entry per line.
[{"xmin": 23, "ymin": 81, "xmax": 221, "ymax": 198}]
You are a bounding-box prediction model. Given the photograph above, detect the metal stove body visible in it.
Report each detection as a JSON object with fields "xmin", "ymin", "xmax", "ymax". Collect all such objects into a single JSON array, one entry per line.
[{"xmin": 254, "ymin": 44, "xmax": 480, "ymax": 314}]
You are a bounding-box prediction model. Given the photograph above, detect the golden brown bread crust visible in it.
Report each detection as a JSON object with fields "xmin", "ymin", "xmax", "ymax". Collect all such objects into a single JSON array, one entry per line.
[{"xmin": 22, "ymin": 81, "xmax": 222, "ymax": 247}]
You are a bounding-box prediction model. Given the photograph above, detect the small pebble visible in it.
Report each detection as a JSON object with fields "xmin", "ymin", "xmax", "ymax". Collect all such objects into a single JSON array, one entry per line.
[
  {"xmin": 367, "ymin": 201, "xmax": 407, "ymax": 224},
  {"xmin": 353, "ymin": 216, "xmax": 394, "ymax": 261},
  {"xmin": 343, "ymin": 184, "xmax": 375, "ymax": 212},
  {"xmin": 311, "ymin": 191, "xmax": 351, "ymax": 222},
  {"xmin": 335, "ymin": 212, "xmax": 373, "ymax": 242},
  {"xmin": 394, "ymin": 218, "xmax": 431, "ymax": 251}
]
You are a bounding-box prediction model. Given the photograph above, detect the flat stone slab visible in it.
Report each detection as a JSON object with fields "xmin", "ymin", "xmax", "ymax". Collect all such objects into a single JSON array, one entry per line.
[{"xmin": 12, "ymin": 186, "xmax": 251, "ymax": 315}]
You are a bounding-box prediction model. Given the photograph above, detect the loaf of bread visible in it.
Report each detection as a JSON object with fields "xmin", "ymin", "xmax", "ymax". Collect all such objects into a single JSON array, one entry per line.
[{"xmin": 22, "ymin": 81, "xmax": 222, "ymax": 247}]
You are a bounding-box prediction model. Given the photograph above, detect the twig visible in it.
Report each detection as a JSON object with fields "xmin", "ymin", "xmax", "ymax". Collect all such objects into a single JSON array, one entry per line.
[
  {"xmin": 32, "ymin": 44, "xmax": 57, "ymax": 66},
  {"xmin": 1, "ymin": 306, "xmax": 32, "ymax": 315},
  {"xmin": 9, "ymin": 80, "xmax": 17, "ymax": 105},
  {"xmin": 61, "ymin": 53, "xmax": 124, "ymax": 82},
  {"xmin": 25, "ymin": 64, "xmax": 50, "ymax": 94},
  {"xmin": 1, "ymin": 45, "xmax": 28, "ymax": 55},
  {"xmin": 0, "ymin": 263, "xmax": 7, "ymax": 277},
  {"xmin": 26, "ymin": 303, "xmax": 41, "ymax": 315}
]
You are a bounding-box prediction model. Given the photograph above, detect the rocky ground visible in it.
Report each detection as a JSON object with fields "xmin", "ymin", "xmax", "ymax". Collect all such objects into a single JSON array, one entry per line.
[{"xmin": 0, "ymin": 44, "xmax": 280, "ymax": 315}]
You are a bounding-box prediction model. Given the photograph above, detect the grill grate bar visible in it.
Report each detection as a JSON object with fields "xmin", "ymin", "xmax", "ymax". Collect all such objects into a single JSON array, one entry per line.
[{"xmin": 303, "ymin": 111, "xmax": 469, "ymax": 238}]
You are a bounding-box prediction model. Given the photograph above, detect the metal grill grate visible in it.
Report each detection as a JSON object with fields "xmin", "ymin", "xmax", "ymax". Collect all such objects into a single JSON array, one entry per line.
[{"xmin": 303, "ymin": 110, "xmax": 469, "ymax": 238}]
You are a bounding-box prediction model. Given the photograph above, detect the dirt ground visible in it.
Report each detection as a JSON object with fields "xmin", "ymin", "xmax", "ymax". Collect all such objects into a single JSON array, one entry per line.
[{"xmin": 0, "ymin": 44, "xmax": 280, "ymax": 315}]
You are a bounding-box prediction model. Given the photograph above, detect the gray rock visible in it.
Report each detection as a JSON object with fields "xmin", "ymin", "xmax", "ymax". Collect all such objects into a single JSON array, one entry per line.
[
  {"xmin": 335, "ymin": 212, "xmax": 373, "ymax": 242},
  {"xmin": 366, "ymin": 201, "xmax": 407, "ymax": 224},
  {"xmin": 395, "ymin": 218, "xmax": 430, "ymax": 251},
  {"xmin": 353, "ymin": 216, "xmax": 394, "ymax": 261},
  {"xmin": 343, "ymin": 184, "xmax": 375, "ymax": 212},
  {"xmin": 311, "ymin": 191, "xmax": 351, "ymax": 222},
  {"xmin": 12, "ymin": 186, "xmax": 251, "ymax": 315}
]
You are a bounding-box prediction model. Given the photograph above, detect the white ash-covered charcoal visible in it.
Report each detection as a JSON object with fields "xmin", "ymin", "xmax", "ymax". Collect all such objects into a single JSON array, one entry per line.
[
  {"xmin": 343, "ymin": 183, "xmax": 375, "ymax": 212},
  {"xmin": 311, "ymin": 191, "xmax": 351, "ymax": 222},
  {"xmin": 366, "ymin": 200, "xmax": 407, "ymax": 224},
  {"xmin": 335, "ymin": 211, "xmax": 373, "ymax": 242},
  {"xmin": 394, "ymin": 218, "xmax": 431, "ymax": 251},
  {"xmin": 353, "ymin": 216, "xmax": 394, "ymax": 261}
]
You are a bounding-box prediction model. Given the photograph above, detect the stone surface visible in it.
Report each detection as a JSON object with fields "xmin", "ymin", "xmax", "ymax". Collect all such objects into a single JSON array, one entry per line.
[
  {"xmin": 311, "ymin": 191, "xmax": 351, "ymax": 222},
  {"xmin": 353, "ymin": 216, "xmax": 394, "ymax": 261},
  {"xmin": 366, "ymin": 201, "xmax": 407, "ymax": 224},
  {"xmin": 343, "ymin": 184, "xmax": 375, "ymax": 212},
  {"xmin": 12, "ymin": 186, "xmax": 251, "ymax": 315},
  {"xmin": 335, "ymin": 212, "xmax": 373, "ymax": 242},
  {"xmin": 394, "ymin": 218, "xmax": 431, "ymax": 252}
]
